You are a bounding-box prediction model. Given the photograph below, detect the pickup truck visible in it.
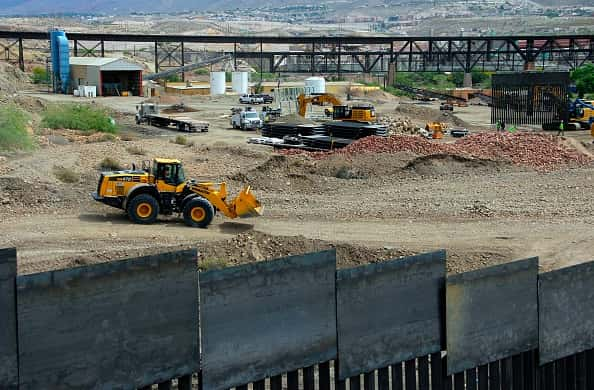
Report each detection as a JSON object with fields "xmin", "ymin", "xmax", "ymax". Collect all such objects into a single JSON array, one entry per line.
[
  {"xmin": 239, "ymin": 94, "xmax": 264, "ymax": 104},
  {"xmin": 255, "ymin": 94, "xmax": 274, "ymax": 104}
]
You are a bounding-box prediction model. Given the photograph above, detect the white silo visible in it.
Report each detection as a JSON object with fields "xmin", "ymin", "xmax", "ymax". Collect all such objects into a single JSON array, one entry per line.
[
  {"xmin": 305, "ymin": 76, "xmax": 326, "ymax": 94},
  {"xmin": 210, "ymin": 72, "xmax": 226, "ymax": 95},
  {"xmin": 232, "ymin": 71, "xmax": 249, "ymax": 94}
]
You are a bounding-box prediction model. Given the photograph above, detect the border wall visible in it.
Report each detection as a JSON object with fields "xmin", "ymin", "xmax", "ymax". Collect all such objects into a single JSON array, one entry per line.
[{"xmin": 2, "ymin": 247, "xmax": 594, "ymax": 389}]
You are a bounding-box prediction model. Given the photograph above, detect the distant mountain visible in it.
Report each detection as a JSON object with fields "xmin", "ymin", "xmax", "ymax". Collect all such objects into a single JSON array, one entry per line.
[
  {"xmin": 0, "ymin": 0, "xmax": 591, "ymax": 15},
  {"xmin": 0, "ymin": 0, "xmax": 215, "ymax": 15}
]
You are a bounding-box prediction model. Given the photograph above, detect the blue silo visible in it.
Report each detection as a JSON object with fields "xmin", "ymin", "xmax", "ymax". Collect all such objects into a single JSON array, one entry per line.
[
  {"xmin": 58, "ymin": 35, "xmax": 70, "ymax": 93},
  {"xmin": 49, "ymin": 30, "xmax": 70, "ymax": 93}
]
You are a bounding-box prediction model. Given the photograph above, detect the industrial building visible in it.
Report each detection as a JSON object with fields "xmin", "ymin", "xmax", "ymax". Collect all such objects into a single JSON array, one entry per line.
[{"xmin": 69, "ymin": 57, "xmax": 144, "ymax": 97}]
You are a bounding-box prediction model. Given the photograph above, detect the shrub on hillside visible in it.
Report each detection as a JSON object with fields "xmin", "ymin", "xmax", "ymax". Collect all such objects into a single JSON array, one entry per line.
[
  {"xmin": 42, "ymin": 104, "xmax": 117, "ymax": 133},
  {"xmin": 31, "ymin": 66, "xmax": 49, "ymax": 84},
  {"xmin": 53, "ymin": 166, "xmax": 79, "ymax": 183},
  {"xmin": 0, "ymin": 104, "xmax": 34, "ymax": 151},
  {"xmin": 99, "ymin": 157, "xmax": 122, "ymax": 171}
]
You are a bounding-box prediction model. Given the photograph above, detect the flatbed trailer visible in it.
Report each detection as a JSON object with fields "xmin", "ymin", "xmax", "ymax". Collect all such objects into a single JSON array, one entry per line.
[
  {"xmin": 136, "ymin": 102, "xmax": 209, "ymax": 132},
  {"xmin": 144, "ymin": 114, "xmax": 209, "ymax": 132}
]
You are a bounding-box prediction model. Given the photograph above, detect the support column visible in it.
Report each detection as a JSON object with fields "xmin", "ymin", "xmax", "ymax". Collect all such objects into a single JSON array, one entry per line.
[
  {"xmin": 337, "ymin": 41, "xmax": 342, "ymax": 78},
  {"xmin": 233, "ymin": 42, "xmax": 237, "ymax": 70},
  {"xmin": 180, "ymin": 41, "xmax": 185, "ymax": 82},
  {"xmin": 311, "ymin": 42, "xmax": 315, "ymax": 75},
  {"xmin": 154, "ymin": 42, "xmax": 159, "ymax": 73},
  {"xmin": 524, "ymin": 61, "xmax": 535, "ymax": 71},
  {"xmin": 18, "ymin": 38, "xmax": 24, "ymax": 71},
  {"xmin": 260, "ymin": 40, "xmax": 263, "ymax": 81},
  {"xmin": 100, "ymin": 40, "xmax": 105, "ymax": 57},
  {"xmin": 73, "ymin": 40, "xmax": 78, "ymax": 57},
  {"xmin": 463, "ymin": 72, "xmax": 473, "ymax": 88},
  {"xmin": 387, "ymin": 62, "xmax": 396, "ymax": 87}
]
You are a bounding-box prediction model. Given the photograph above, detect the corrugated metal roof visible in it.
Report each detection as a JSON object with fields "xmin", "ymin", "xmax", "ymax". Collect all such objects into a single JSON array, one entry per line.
[
  {"xmin": 69, "ymin": 57, "xmax": 143, "ymax": 71},
  {"xmin": 69, "ymin": 57, "xmax": 117, "ymax": 67},
  {"xmin": 100, "ymin": 59, "xmax": 143, "ymax": 71}
]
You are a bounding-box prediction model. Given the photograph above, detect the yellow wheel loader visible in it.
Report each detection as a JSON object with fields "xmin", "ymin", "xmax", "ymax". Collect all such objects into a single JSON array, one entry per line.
[{"xmin": 92, "ymin": 158, "xmax": 262, "ymax": 228}]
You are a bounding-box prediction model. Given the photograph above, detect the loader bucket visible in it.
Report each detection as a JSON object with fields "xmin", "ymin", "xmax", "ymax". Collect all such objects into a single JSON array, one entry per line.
[{"xmin": 233, "ymin": 186, "xmax": 263, "ymax": 218}]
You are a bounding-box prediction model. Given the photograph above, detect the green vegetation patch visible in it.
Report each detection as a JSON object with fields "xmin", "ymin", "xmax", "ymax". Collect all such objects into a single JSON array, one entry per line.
[
  {"xmin": 31, "ymin": 66, "xmax": 49, "ymax": 84},
  {"xmin": 571, "ymin": 64, "xmax": 594, "ymax": 98},
  {"xmin": 42, "ymin": 104, "xmax": 117, "ymax": 134},
  {"xmin": 0, "ymin": 104, "xmax": 34, "ymax": 151}
]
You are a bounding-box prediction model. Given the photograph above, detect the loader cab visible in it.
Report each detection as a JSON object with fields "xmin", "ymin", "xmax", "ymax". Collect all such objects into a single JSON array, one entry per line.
[{"xmin": 152, "ymin": 158, "xmax": 186, "ymax": 192}]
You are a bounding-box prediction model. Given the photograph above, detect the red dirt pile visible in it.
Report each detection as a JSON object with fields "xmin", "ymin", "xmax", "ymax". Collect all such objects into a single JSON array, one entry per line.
[{"xmin": 281, "ymin": 132, "xmax": 592, "ymax": 171}]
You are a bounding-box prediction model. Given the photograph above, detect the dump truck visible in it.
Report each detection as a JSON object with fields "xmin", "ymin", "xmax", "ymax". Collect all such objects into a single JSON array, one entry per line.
[
  {"xmin": 92, "ymin": 158, "xmax": 262, "ymax": 228},
  {"xmin": 135, "ymin": 102, "xmax": 209, "ymax": 132}
]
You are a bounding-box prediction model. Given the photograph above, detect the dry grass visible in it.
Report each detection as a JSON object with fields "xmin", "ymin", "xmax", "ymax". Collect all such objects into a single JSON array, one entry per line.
[
  {"xmin": 126, "ymin": 145, "xmax": 146, "ymax": 155},
  {"xmin": 53, "ymin": 166, "xmax": 79, "ymax": 183},
  {"xmin": 99, "ymin": 157, "xmax": 122, "ymax": 171},
  {"xmin": 119, "ymin": 133, "xmax": 136, "ymax": 141},
  {"xmin": 199, "ymin": 258, "xmax": 228, "ymax": 271},
  {"xmin": 173, "ymin": 135, "xmax": 188, "ymax": 145}
]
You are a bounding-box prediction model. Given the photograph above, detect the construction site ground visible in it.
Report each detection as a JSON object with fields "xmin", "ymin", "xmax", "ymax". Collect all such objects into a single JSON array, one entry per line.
[{"xmin": 2, "ymin": 88, "xmax": 594, "ymax": 276}]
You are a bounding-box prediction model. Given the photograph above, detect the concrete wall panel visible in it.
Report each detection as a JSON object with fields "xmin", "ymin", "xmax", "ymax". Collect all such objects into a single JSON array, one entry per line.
[
  {"xmin": 200, "ymin": 250, "xmax": 337, "ymax": 390},
  {"xmin": 446, "ymin": 258, "xmax": 538, "ymax": 374},
  {"xmin": 539, "ymin": 261, "xmax": 594, "ymax": 364},
  {"xmin": 336, "ymin": 251, "xmax": 446, "ymax": 379},
  {"xmin": 17, "ymin": 250, "xmax": 199, "ymax": 390},
  {"xmin": 0, "ymin": 248, "xmax": 18, "ymax": 389}
]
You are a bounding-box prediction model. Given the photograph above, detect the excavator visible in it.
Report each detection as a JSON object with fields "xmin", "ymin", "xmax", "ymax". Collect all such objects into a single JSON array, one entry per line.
[
  {"xmin": 92, "ymin": 158, "xmax": 262, "ymax": 228},
  {"xmin": 297, "ymin": 93, "xmax": 376, "ymax": 123},
  {"xmin": 570, "ymin": 99, "xmax": 594, "ymax": 131}
]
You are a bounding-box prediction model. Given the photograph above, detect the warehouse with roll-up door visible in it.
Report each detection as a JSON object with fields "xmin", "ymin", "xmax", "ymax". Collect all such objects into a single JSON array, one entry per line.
[{"xmin": 69, "ymin": 57, "xmax": 144, "ymax": 97}]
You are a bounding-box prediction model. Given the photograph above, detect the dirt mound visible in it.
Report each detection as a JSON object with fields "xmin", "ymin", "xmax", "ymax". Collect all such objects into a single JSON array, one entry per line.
[
  {"xmin": 395, "ymin": 102, "xmax": 470, "ymax": 128},
  {"xmin": 0, "ymin": 177, "xmax": 65, "ymax": 213},
  {"xmin": 275, "ymin": 114, "xmax": 318, "ymax": 125},
  {"xmin": 349, "ymin": 89, "xmax": 397, "ymax": 104},
  {"xmin": 230, "ymin": 154, "xmax": 319, "ymax": 192},
  {"xmin": 197, "ymin": 231, "xmax": 414, "ymax": 269},
  {"xmin": 161, "ymin": 104, "xmax": 198, "ymax": 114},
  {"xmin": 0, "ymin": 63, "xmax": 28, "ymax": 97},
  {"xmin": 310, "ymin": 151, "xmax": 418, "ymax": 178},
  {"xmin": 405, "ymin": 154, "xmax": 506, "ymax": 176}
]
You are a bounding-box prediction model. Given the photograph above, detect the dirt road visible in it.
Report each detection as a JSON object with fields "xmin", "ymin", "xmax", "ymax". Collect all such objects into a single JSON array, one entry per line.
[{"xmin": 3, "ymin": 92, "xmax": 594, "ymax": 276}]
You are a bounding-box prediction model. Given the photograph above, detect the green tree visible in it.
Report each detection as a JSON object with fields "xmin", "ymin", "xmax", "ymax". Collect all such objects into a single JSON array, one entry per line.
[
  {"xmin": 165, "ymin": 74, "xmax": 182, "ymax": 82},
  {"xmin": 449, "ymin": 72, "xmax": 465, "ymax": 87},
  {"xmin": 471, "ymin": 70, "xmax": 490, "ymax": 86},
  {"xmin": 571, "ymin": 64, "xmax": 594, "ymax": 98},
  {"xmin": 31, "ymin": 66, "xmax": 49, "ymax": 84}
]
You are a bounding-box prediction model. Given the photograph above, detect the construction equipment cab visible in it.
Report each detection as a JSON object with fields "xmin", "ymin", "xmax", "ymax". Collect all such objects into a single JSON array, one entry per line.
[
  {"xmin": 92, "ymin": 158, "xmax": 262, "ymax": 228},
  {"xmin": 297, "ymin": 93, "xmax": 376, "ymax": 123},
  {"xmin": 331, "ymin": 105, "xmax": 376, "ymax": 123}
]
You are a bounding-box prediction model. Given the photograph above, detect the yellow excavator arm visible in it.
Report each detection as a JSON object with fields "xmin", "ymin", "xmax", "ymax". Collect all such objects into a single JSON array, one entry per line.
[{"xmin": 297, "ymin": 93, "xmax": 342, "ymax": 117}]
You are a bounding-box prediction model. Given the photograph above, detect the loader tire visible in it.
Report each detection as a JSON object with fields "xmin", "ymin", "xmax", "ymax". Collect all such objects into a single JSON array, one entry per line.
[
  {"xmin": 127, "ymin": 194, "xmax": 159, "ymax": 224},
  {"xmin": 183, "ymin": 197, "xmax": 214, "ymax": 228}
]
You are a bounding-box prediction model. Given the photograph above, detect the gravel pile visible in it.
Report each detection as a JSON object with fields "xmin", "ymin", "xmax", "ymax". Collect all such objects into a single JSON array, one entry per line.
[
  {"xmin": 281, "ymin": 132, "xmax": 593, "ymax": 170},
  {"xmin": 452, "ymin": 132, "xmax": 592, "ymax": 170},
  {"xmin": 376, "ymin": 115, "xmax": 418, "ymax": 135}
]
